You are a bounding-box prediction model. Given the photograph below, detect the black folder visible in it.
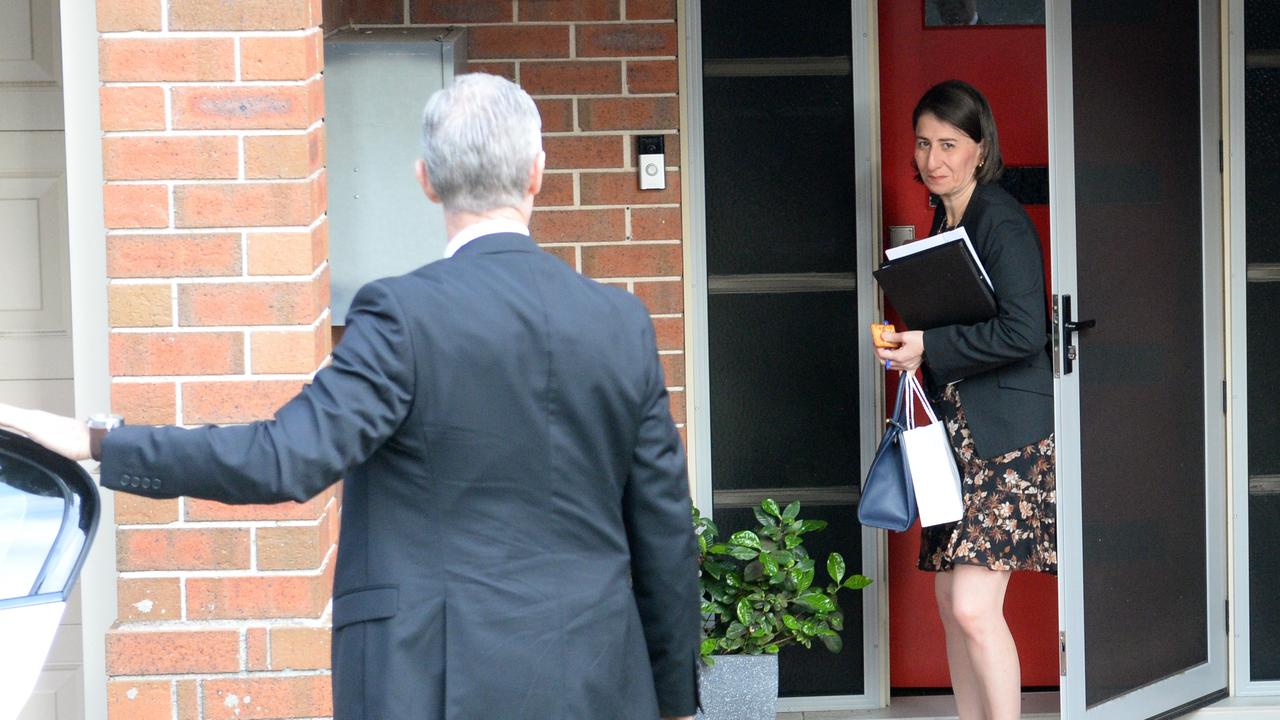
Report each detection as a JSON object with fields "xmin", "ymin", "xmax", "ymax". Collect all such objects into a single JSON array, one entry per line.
[{"xmin": 873, "ymin": 239, "xmax": 997, "ymax": 330}]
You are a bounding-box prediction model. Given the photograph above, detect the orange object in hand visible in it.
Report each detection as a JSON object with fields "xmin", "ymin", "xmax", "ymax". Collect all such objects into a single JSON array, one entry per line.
[{"xmin": 871, "ymin": 322, "xmax": 900, "ymax": 349}]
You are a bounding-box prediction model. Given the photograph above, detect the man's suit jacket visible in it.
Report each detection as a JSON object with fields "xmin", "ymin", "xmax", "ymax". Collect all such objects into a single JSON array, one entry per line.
[
  {"xmin": 101, "ymin": 232, "xmax": 701, "ymax": 719},
  {"xmin": 921, "ymin": 182, "xmax": 1055, "ymax": 458}
]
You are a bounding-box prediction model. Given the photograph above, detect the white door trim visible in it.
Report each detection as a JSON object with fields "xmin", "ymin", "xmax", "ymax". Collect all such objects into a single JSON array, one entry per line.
[{"xmin": 59, "ymin": 5, "xmax": 112, "ymax": 720}]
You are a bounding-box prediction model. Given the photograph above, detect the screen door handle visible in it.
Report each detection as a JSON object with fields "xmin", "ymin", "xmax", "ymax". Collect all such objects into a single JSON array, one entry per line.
[{"xmin": 1056, "ymin": 294, "xmax": 1095, "ymax": 375}]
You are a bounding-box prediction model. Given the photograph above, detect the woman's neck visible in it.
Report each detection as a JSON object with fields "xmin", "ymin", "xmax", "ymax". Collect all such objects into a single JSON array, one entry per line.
[{"xmin": 940, "ymin": 180, "xmax": 978, "ymax": 228}]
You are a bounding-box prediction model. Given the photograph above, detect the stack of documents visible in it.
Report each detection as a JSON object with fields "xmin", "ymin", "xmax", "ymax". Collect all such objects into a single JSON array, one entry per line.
[{"xmin": 873, "ymin": 227, "xmax": 996, "ymax": 330}]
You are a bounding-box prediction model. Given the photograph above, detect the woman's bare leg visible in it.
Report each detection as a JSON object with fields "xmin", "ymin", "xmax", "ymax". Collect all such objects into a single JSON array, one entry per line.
[
  {"xmin": 935, "ymin": 570, "xmax": 987, "ymax": 719},
  {"xmin": 935, "ymin": 565, "xmax": 1020, "ymax": 720}
]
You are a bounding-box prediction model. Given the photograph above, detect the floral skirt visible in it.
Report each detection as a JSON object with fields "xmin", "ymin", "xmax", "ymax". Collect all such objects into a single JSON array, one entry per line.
[{"xmin": 917, "ymin": 384, "xmax": 1058, "ymax": 575}]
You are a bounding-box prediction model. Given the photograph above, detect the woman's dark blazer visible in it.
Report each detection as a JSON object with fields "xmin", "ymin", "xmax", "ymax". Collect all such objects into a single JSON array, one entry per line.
[{"xmin": 921, "ymin": 181, "xmax": 1054, "ymax": 458}]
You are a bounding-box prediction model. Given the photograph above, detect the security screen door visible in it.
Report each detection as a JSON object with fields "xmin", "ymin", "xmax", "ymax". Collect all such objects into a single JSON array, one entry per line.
[{"xmin": 1047, "ymin": 1, "xmax": 1229, "ymax": 718}]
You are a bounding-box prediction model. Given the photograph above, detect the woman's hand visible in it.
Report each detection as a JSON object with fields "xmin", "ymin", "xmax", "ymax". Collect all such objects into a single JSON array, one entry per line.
[
  {"xmin": 875, "ymin": 330, "xmax": 925, "ymax": 372},
  {"xmin": 0, "ymin": 403, "xmax": 93, "ymax": 461}
]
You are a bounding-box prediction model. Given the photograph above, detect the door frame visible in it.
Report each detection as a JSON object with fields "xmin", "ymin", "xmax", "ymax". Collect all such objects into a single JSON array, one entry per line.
[
  {"xmin": 680, "ymin": 0, "xmax": 886, "ymax": 711},
  {"xmin": 60, "ymin": 5, "xmax": 112, "ymax": 720},
  {"xmin": 1047, "ymin": 0, "xmax": 1230, "ymax": 717}
]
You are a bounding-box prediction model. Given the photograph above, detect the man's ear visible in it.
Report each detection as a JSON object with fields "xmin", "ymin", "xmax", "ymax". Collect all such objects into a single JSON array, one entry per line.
[
  {"xmin": 416, "ymin": 159, "xmax": 442, "ymax": 205},
  {"xmin": 527, "ymin": 151, "xmax": 546, "ymax": 197}
]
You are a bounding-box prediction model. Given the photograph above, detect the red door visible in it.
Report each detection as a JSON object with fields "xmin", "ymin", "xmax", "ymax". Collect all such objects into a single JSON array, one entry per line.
[{"xmin": 877, "ymin": 1, "xmax": 1058, "ymax": 689}]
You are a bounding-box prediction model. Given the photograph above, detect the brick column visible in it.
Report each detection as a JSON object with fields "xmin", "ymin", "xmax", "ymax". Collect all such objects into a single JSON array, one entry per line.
[{"xmin": 97, "ymin": 1, "xmax": 335, "ymax": 717}]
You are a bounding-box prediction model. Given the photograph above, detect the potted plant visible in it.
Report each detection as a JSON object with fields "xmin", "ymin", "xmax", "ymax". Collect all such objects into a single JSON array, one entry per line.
[{"xmin": 693, "ymin": 500, "xmax": 871, "ymax": 720}]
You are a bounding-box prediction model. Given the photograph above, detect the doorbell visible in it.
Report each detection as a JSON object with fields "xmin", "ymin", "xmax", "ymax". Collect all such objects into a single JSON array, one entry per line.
[{"xmin": 637, "ymin": 135, "xmax": 665, "ymax": 190}]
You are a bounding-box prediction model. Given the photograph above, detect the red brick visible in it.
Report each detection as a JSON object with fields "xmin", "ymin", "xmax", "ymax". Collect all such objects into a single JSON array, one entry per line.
[
  {"xmin": 633, "ymin": 280, "xmax": 683, "ymax": 313},
  {"xmin": 106, "ymin": 630, "xmax": 240, "ymax": 675},
  {"xmin": 627, "ymin": 59, "xmax": 677, "ymax": 93},
  {"xmin": 466, "ymin": 62, "xmax": 516, "ymax": 82},
  {"xmin": 179, "ymin": 279, "xmax": 321, "ymax": 326},
  {"xmin": 186, "ymin": 571, "xmax": 331, "ymax": 620},
  {"xmin": 112, "ymin": 382, "xmax": 178, "ymax": 425},
  {"xmin": 347, "ymin": 0, "xmax": 400, "ymax": 22},
  {"xmin": 176, "ymin": 681, "xmax": 199, "ymax": 720},
  {"xmin": 250, "ymin": 324, "xmax": 328, "ymax": 374},
  {"xmin": 247, "ymin": 628, "xmax": 270, "ymax": 671},
  {"xmin": 530, "ymin": 208, "xmax": 624, "ymax": 242},
  {"xmin": 100, "ymin": 37, "xmax": 235, "ymax": 82},
  {"xmin": 108, "ymin": 233, "xmax": 242, "ymax": 278},
  {"xmin": 270, "ymin": 626, "xmax": 331, "ymax": 670},
  {"xmin": 98, "ymin": 0, "xmax": 162, "ymax": 31},
  {"xmin": 519, "ymin": 0, "xmax": 618, "ymax": 21},
  {"xmin": 580, "ymin": 170, "xmax": 680, "ymax": 205},
  {"xmin": 118, "ymin": 528, "xmax": 251, "ymax": 571},
  {"xmin": 541, "ymin": 245, "xmax": 577, "ymax": 269},
  {"xmin": 172, "ymin": 83, "xmax": 319, "ymax": 130},
  {"xmin": 467, "ymin": 25, "xmax": 570, "ymax": 60},
  {"xmin": 535, "ymin": 98, "xmax": 574, "ymax": 132},
  {"xmin": 186, "ymin": 488, "xmax": 336, "ymax": 522},
  {"xmin": 104, "ymin": 136, "xmax": 239, "ymax": 181},
  {"xmin": 631, "ymin": 206, "xmax": 681, "ymax": 240},
  {"xmin": 581, "ymin": 243, "xmax": 681, "ymax": 278},
  {"xmin": 169, "ymin": 0, "xmax": 314, "ymax": 30},
  {"xmin": 109, "ymin": 284, "xmax": 171, "ymax": 328},
  {"xmin": 668, "ymin": 389, "xmax": 686, "ymax": 423},
  {"xmin": 257, "ymin": 518, "xmax": 331, "ymax": 570},
  {"xmin": 660, "ymin": 352, "xmax": 685, "ymax": 386},
  {"xmin": 577, "ymin": 23, "xmax": 676, "ymax": 57},
  {"xmin": 247, "ymin": 224, "xmax": 327, "ymax": 275},
  {"xmin": 110, "ymin": 332, "xmax": 243, "ymax": 376},
  {"xmin": 107, "ymin": 680, "xmax": 171, "ymax": 720},
  {"xmin": 114, "ymin": 494, "xmax": 179, "ymax": 525},
  {"xmin": 100, "ymin": 86, "xmax": 165, "ymax": 131},
  {"xmin": 523, "ymin": 61, "xmax": 621, "ymax": 96},
  {"xmin": 626, "ymin": 0, "xmax": 675, "ymax": 20},
  {"xmin": 103, "ymin": 184, "xmax": 169, "ymax": 230},
  {"xmin": 244, "ymin": 128, "xmax": 324, "ymax": 179},
  {"xmin": 117, "ymin": 578, "xmax": 182, "ymax": 623},
  {"xmin": 202, "ymin": 675, "xmax": 332, "ymax": 719},
  {"xmin": 175, "ymin": 179, "xmax": 321, "ymax": 228},
  {"xmin": 579, "ymin": 96, "xmax": 678, "ymax": 130},
  {"xmin": 652, "ymin": 316, "xmax": 683, "ymax": 351},
  {"xmin": 544, "ymin": 135, "xmax": 622, "ymax": 170},
  {"xmin": 412, "ymin": 0, "xmax": 508, "ymax": 22},
  {"xmin": 537, "ymin": 172, "xmax": 575, "ymax": 206},
  {"xmin": 183, "ymin": 380, "xmax": 306, "ymax": 424},
  {"xmin": 240, "ymin": 31, "xmax": 323, "ymax": 81}
]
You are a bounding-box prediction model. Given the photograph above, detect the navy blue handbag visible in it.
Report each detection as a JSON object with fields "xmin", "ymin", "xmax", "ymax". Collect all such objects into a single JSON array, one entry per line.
[{"xmin": 857, "ymin": 372, "xmax": 918, "ymax": 532}]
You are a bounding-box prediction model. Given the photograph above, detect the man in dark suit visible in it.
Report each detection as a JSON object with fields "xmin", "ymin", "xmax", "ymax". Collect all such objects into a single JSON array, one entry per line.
[{"xmin": 0, "ymin": 73, "xmax": 700, "ymax": 720}]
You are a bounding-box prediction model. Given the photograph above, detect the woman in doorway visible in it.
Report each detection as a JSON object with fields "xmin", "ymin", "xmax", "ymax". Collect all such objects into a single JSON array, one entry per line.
[{"xmin": 875, "ymin": 80, "xmax": 1056, "ymax": 720}]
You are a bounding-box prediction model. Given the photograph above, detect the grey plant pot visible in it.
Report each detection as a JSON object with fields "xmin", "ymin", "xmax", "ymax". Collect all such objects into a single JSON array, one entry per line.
[{"xmin": 695, "ymin": 653, "xmax": 779, "ymax": 720}]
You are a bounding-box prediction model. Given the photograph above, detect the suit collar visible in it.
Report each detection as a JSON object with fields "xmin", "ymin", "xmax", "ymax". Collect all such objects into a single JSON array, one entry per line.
[{"xmin": 451, "ymin": 232, "xmax": 540, "ymax": 257}]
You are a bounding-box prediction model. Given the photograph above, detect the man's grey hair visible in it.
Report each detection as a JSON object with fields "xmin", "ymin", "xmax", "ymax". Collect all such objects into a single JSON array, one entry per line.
[{"xmin": 420, "ymin": 73, "xmax": 543, "ymax": 214}]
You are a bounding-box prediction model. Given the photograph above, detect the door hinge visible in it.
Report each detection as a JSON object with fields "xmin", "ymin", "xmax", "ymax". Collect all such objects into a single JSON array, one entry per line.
[
  {"xmin": 1223, "ymin": 379, "xmax": 1229, "ymax": 415},
  {"xmin": 1059, "ymin": 631, "xmax": 1067, "ymax": 676},
  {"xmin": 1227, "ymin": 598, "xmax": 1231, "ymax": 634},
  {"xmin": 1219, "ymin": 137, "xmax": 1223, "ymax": 174}
]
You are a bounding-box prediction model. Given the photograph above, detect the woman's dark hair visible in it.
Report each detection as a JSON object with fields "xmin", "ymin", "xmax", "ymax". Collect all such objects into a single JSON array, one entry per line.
[{"xmin": 912, "ymin": 79, "xmax": 1004, "ymax": 184}]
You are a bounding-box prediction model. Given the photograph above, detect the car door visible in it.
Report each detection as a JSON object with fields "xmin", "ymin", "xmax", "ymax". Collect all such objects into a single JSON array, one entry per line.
[{"xmin": 0, "ymin": 429, "xmax": 99, "ymax": 720}]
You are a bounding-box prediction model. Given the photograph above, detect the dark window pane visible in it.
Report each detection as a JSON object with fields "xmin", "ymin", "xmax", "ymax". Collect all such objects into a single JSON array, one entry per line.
[
  {"xmin": 703, "ymin": 75, "xmax": 856, "ymax": 276},
  {"xmin": 1247, "ymin": 284, "xmax": 1280, "ymax": 476},
  {"xmin": 709, "ymin": 505, "xmax": 864, "ymax": 697},
  {"xmin": 701, "ymin": 1, "xmax": 851, "ymax": 60},
  {"xmin": 0, "ymin": 453, "xmax": 67, "ymax": 600},
  {"xmin": 1249, "ymin": 494, "xmax": 1280, "ymax": 679},
  {"xmin": 1070, "ymin": 0, "xmax": 1208, "ymax": 707},
  {"xmin": 1244, "ymin": 68, "xmax": 1280, "ymax": 264},
  {"xmin": 1244, "ymin": 0, "xmax": 1280, "ymax": 52},
  {"xmin": 708, "ymin": 292, "xmax": 859, "ymax": 490}
]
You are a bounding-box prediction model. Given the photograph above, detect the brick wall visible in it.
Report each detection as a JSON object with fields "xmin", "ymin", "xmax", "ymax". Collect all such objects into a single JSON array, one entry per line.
[
  {"xmin": 334, "ymin": 0, "xmax": 687, "ymax": 434},
  {"xmin": 98, "ymin": 0, "xmax": 336, "ymax": 717}
]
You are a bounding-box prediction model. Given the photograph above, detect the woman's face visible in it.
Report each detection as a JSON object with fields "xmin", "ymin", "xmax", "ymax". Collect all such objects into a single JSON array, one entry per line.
[{"xmin": 914, "ymin": 111, "xmax": 984, "ymax": 200}]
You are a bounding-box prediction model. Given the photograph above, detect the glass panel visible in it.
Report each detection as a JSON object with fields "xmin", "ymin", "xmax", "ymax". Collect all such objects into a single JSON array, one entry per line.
[
  {"xmin": 1070, "ymin": 1, "xmax": 1207, "ymax": 707},
  {"xmin": 710, "ymin": 505, "xmax": 864, "ymax": 697},
  {"xmin": 1246, "ymin": 284, "xmax": 1280, "ymax": 476},
  {"xmin": 1248, "ymin": 493, "xmax": 1280, "ymax": 680},
  {"xmin": 1243, "ymin": 68, "xmax": 1280, "ymax": 265},
  {"xmin": 0, "ymin": 451, "xmax": 67, "ymax": 600},
  {"xmin": 703, "ymin": 75, "xmax": 856, "ymax": 276},
  {"xmin": 708, "ymin": 292, "xmax": 859, "ymax": 490},
  {"xmin": 701, "ymin": 0, "xmax": 851, "ymax": 60}
]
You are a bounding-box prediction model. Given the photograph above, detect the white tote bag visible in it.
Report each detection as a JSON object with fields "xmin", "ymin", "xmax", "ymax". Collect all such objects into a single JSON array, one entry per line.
[{"xmin": 901, "ymin": 373, "xmax": 964, "ymax": 527}]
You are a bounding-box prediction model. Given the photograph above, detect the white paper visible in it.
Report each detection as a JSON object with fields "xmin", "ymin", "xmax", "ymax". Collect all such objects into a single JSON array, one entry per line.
[{"xmin": 884, "ymin": 226, "xmax": 993, "ymax": 290}]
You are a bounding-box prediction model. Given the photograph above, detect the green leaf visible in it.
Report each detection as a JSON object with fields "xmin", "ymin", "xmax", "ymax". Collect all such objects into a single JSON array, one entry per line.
[
  {"xmin": 700, "ymin": 638, "xmax": 718, "ymax": 656},
  {"xmin": 784, "ymin": 534, "xmax": 802, "ymax": 549},
  {"xmin": 795, "ymin": 592, "xmax": 837, "ymax": 613},
  {"xmin": 752, "ymin": 506, "xmax": 775, "ymax": 528},
  {"xmin": 729, "ymin": 530, "xmax": 762, "ymax": 549},
  {"xmin": 829, "ymin": 611, "xmax": 844, "ymax": 631},
  {"xmin": 708, "ymin": 543, "xmax": 729, "ymax": 555},
  {"xmin": 766, "ymin": 643, "xmax": 780, "ymax": 654},
  {"xmin": 782, "ymin": 500, "xmax": 801, "ymax": 523},
  {"xmin": 743, "ymin": 560, "xmax": 764, "ymax": 582},
  {"xmin": 827, "ymin": 553, "xmax": 846, "ymax": 585},
  {"xmin": 770, "ymin": 550, "xmax": 796, "ymax": 567},
  {"xmin": 724, "ymin": 572, "xmax": 742, "ymax": 588},
  {"xmin": 762, "ymin": 498, "xmax": 782, "ymax": 519},
  {"xmin": 726, "ymin": 621, "xmax": 747, "ymax": 639},
  {"xmin": 796, "ymin": 567, "xmax": 815, "ymax": 593},
  {"xmin": 736, "ymin": 598, "xmax": 753, "ymax": 626},
  {"xmin": 818, "ymin": 630, "xmax": 843, "ymax": 653},
  {"xmin": 727, "ymin": 545, "xmax": 759, "ymax": 561},
  {"xmin": 782, "ymin": 614, "xmax": 800, "ymax": 630},
  {"xmin": 760, "ymin": 552, "xmax": 779, "ymax": 576},
  {"xmin": 798, "ymin": 519, "xmax": 828, "ymax": 534},
  {"xmin": 843, "ymin": 574, "xmax": 873, "ymax": 590}
]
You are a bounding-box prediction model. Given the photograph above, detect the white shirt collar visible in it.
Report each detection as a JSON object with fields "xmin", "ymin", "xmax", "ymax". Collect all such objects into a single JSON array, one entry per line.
[{"xmin": 443, "ymin": 219, "xmax": 530, "ymax": 258}]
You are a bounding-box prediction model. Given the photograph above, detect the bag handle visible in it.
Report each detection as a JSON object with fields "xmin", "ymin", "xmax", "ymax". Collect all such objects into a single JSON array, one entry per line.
[
  {"xmin": 902, "ymin": 372, "xmax": 940, "ymax": 429},
  {"xmin": 889, "ymin": 371, "xmax": 908, "ymax": 427}
]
